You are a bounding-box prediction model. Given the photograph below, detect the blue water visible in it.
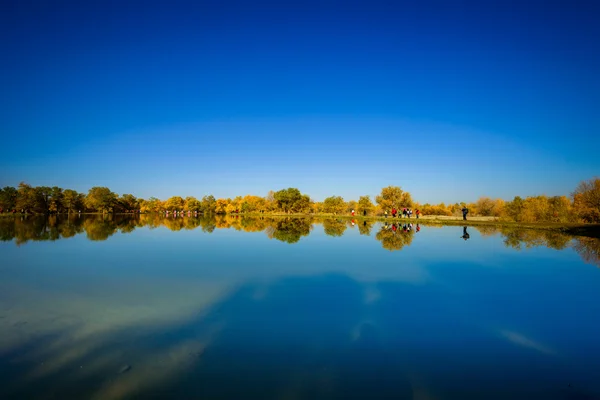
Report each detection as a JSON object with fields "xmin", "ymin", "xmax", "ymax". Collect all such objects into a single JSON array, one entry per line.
[{"xmin": 0, "ymin": 215, "xmax": 599, "ymax": 399}]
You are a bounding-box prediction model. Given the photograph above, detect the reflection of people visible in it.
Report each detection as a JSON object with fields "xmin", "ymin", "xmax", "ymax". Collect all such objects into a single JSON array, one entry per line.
[
  {"xmin": 461, "ymin": 207, "xmax": 469, "ymax": 220},
  {"xmin": 461, "ymin": 226, "xmax": 470, "ymax": 240},
  {"xmin": 416, "ymin": 224, "xmax": 420, "ymax": 232}
]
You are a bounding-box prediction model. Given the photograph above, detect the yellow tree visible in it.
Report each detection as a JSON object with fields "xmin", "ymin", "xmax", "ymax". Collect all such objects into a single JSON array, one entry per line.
[
  {"xmin": 475, "ymin": 197, "xmax": 496, "ymax": 216},
  {"xmin": 375, "ymin": 186, "xmax": 413, "ymax": 212},
  {"xmin": 492, "ymin": 199, "xmax": 506, "ymax": 217},
  {"xmin": 214, "ymin": 199, "xmax": 228, "ymax": 214},
  {"xmin": 322, "ymin": 196, "xmax": 346, "ymax": 214},
  {"xmin": 346, "ymin": 200, "xmax": 358, "ymax": 214},
  {"xmin": 184, "ymin": 196, "xmax": 202, "ymax": 212},
  {"xmin": 572, "ymin": 178, "xmax": 600, "ymax": 223},
  {"xmin": 357, "ymin": 195, "xmax": 375, "ymax": 216},
  {"xmin": 164, "ymin": 196, "xmax": 185, "ymax": 211}
]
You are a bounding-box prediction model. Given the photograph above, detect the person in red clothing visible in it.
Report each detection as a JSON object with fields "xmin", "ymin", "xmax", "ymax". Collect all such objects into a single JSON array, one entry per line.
[{"xmin": 391, "ymin": 207, "xmax": 397, "ymax": 218}]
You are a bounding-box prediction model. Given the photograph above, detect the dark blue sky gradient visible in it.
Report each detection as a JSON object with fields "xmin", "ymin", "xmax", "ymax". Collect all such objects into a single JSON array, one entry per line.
[{"xmin": 1, "ymin": 0, "xmax": 598, "ymax": 203}]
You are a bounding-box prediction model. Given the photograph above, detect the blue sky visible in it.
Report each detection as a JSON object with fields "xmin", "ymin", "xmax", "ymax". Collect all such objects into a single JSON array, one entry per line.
[{"xmin": 1, "ymin": 0, "xmax": 598, "ymax": 203}]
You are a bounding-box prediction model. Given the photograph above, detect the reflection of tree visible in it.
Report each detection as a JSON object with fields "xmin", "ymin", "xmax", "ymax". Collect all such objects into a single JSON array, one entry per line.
[
  {"xmin": 162, "ymin": 216, "xmax": 186, "ymax": 232},
  {"xmin": 474, "ymin": 225, "xmax": 499, "ymax": 237},
  {"xmin": 1, "ymin": 215, "xmax": 597, "ymax": 268},
  {"xmin": 271, "ymin": 218, "xmax": 312, "ymax": 244},
  {"xmin": 358, "ymin": 220, "xmax": 374, "ymax": 236},
  {"xmin": 500, "ymin": 228, "xmax": 571, "ymax": 250},
  {"xmin": 375, "ymin": 224, "xmax": 414, "ymax": 251},
  {"xmin": 572, "ymin": 237, "xmax": 600, "ymax": 268},
  {"xmin": 323, "ymin": 219, "xmax": 346, "ymax": 237},
  {"xmin": 0, "ymin": 218, "xmax": 16, "ymax": 241},
  {"xmin": 84, "ymin": 217, "xmax": 118, "ymax": 241},
  {"xmin": 199, "ymin": 216, "xmax": 216, "ymax": 233},
  {"xmin": 240, "ymin": 217, "xmax": 268, "ymax": 232},
  {"xmin": 58, "ymin": 216, "xmax": 85, "ymax": 239},
  {"xmin": 214, "ymin": 215, "xmax": 229, "ymax": 229}
]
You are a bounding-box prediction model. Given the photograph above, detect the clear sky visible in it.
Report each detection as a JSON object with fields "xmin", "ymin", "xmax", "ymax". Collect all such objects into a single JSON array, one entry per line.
[{"xmin": 1, "ymin": 0, "xmax": 598, "ymax": 203}]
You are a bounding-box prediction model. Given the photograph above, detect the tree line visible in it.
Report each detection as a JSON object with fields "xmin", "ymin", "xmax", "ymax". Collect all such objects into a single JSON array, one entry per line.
[{"xmin": 1, "ymin": 178, "xmax": 599, "ymax": 223}]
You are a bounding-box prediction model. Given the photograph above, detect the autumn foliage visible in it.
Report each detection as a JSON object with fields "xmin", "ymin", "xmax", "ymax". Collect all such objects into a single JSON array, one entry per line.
[{"xmin": 1, "ymin": 178, "xmax": 599, "ymax": 224}]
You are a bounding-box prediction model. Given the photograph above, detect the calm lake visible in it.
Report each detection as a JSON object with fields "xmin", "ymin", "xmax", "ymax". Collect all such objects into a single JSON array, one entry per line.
[{"xmin": 1, "ymin": 215, "xmax": 599, "ymax": 400}]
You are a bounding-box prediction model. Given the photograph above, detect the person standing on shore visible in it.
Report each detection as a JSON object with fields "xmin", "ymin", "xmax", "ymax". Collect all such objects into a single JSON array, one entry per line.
[
  {"xmin": 385, "ymin": 210, "xmax": 388, "ymax": 219},
  {"xmin": 461, "ymin": 207, "xmax": 469, "ymax": 221}
]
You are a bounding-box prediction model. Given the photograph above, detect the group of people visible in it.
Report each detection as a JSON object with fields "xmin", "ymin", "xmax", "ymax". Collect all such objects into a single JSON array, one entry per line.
[
  {"xmin": 385, "ymin": 208, "xmax": 420, "ymax": 219},
  {"xmin": 163, "ymin": 210, "xmax": 199, "ymax": 217},
  {"xmin": 383, "ymin": 222, "xmax": 420, "ymax": 233}
]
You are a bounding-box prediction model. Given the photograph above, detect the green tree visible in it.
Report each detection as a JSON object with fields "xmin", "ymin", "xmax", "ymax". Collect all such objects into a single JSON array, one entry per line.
[
  {"xmin": 505, "ymin": 196, "xmax": 525, "ymax": 222},
  {"xmin": 0, "ymin": 186, "xmax": 18, "ymax": 211},
  {"xmin": 201, "ymin": 195, "xmax": 216, "ymax": 214},
  {"xmin": 118, "ymin": 194, "xmax": 138, "ymax": 212},
  {"xmin": 63, "ymin": 189, "xmax": 83, "ymax": 214},
  {"xmin": 49, "ymin": 186, "xmax": 64, "ymax": 213},
  {"xmin": 274, "ymin": 188, "xmax": 311, "ymax": 213},
  {"xmin": 85, "ymin": 187, "xmax": 118, "ymax": 213},
  {"xmin": 34, "ymin": 186, "xmax": 53, "ymax": 213},
  {"xmin": 16, "ymin": 182, "xmax": 37, "ymax": 212}
]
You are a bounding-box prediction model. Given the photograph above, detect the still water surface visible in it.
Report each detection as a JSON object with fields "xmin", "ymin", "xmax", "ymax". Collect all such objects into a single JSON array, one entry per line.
[{"xmin": 1, "ymin": 215, "xmax": 599, "ymax": 399}]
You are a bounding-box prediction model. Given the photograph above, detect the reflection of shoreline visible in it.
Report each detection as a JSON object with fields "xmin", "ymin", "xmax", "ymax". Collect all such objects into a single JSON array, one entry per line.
[{"xmin": 1, "ymin": 216, "xmax": 599, "ymax": 266}]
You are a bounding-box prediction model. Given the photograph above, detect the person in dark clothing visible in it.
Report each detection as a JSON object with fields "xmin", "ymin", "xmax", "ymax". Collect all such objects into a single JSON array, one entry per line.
[
  {"xmin": 461, "ymin": 207, "xmax": 469, "ymax": 220},
  {"xmin": 461, "ymin": 226, "xmax": 470, "ymax": 240},
  {"xmin": 363, "ymin": 210, "xmax": 367, "ymax": 216}
]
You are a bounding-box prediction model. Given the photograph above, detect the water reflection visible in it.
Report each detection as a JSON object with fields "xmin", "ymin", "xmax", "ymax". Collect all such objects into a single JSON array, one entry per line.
[
  {"xmin": 461, "ymin": 226, "xmax": 470, "ymax": 241},
  {"xmin": 2, "ymin": 217, "xmax": 600, "ymax": 399},
  {"xmin": 375, "ymin": 223, "xmax": 415, "ymax": 251},
  {"xmin": 0, "ymin": 215, "xmax": 599, "ymax": 266}
]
